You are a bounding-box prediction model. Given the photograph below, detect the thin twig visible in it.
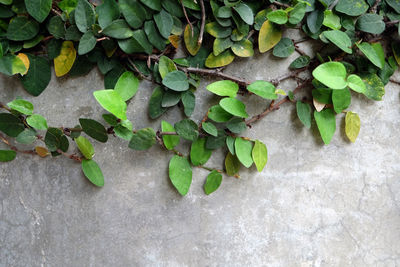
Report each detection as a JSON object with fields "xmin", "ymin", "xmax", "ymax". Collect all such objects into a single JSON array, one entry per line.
[
  {"xmin": 370, "ymin": 0, "xmax": 382, "ymax": 13},
  {"xmin": 389, "ymin": 78, "xmax": 400, "ymax": 85},
  {"xmin": 197, "ymin": 0, "xmax": 206, "ymax": 45},
  {"xmin": 245, "ymin": 79, "xmax": 312, "ymax": 127},
  {"xmin": 181, "ymin": 0, "xmax": 193, "ymax": 36}
]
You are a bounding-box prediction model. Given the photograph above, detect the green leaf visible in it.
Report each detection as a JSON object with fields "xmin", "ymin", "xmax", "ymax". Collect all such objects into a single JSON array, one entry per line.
[
  {"xmin": 288, "ymin": 2, "xmax": 307, "ymax": 25},
  {"xmin": 204, "ymin": 170, "xmax": 222, "ymax": 195},
  {"xmin": 161, "ymin": 120, "xmax": 179, "ymax": 150},
  {"xmin": 252, "ymin": 140, "xmax": 268, "ymax": 172},
  {"xmin": 174, "ymin": 119, "xmax": 198, "ymax": 141},
  {"xmin": 25, "ymin": 0, "xmax": 51, "ymax": 22},
  {"xmin": 154, "ymin": 9, "xmax": 173, "ymax": 39},
  {"xmin": 307, "ymin": 9, "xmax": 324, "ymax": 33},
  {"xmin": 356, "ymin": 14, "xmax": 385, "ymax": 34},
  {"xmin": 213, "ymin": 37, "xmax": 233, "ymax": 56},
  {"xmin": 208, "ymin": 105, "xmax": 233, "ymax": 123},
  {"xmin": 128, "ymin": 127, "xmax": 156, "ymax": 150},
  {"xmin": 247, "ymin": 81, "xmax": 277, "ymax": 99},
  {"xmin": 0, "ymin": 54, "xmax": 26, "ymax": 76},
  {"xmin": 140, "ymin": 0, "xmax": 161, "ymax": 11},
  {"xmin": 118, "ymin": 29, "xmax": 153, "ymax": 54},
  {"xmin": 356, "ymin": 42, "xmax": 385, "ymax": 69},
  {"xmin": 235, "ymin": 137, "xmax": 253, "ymax": 168},
  {"xmin": 65, "ymin": 26, "xmax": 82, "ymax": 41},
  {"xmin": 26, "ymin": 114, "xmax": 48, "ymax": 130},
  {"xmin": 96, "ymin": 0, "xmax": 120, "ymax": 29},
  {"xmin": 296, "ymin": 101, "xmax": 312, "ymax": 128},
  {"xmin": 181, "ymin": 90, "xmax": 195, "ymax": 117},
  {"xmin": 345, "ymin": 111, "xmax": 360, "ymax": 143},
  {"xmin": 44, "ymin": 128, "xmax": 69, "ymax": 152},
  {"xmin": 114, "ymin": 71, "xmax": 139, "ymax": 101},
  {"xmin": 323, "ymin": 30, "xmax": 352, "ymax": 54},
  {"xmin": 225, "ymin": 152, "xmax": 240, "ymax": 176},
  {"xmin": 202, "ymin": 122, "xmax": 218, "ymax": 137},
  {"xmin": 58, "ymin": 0, "xmax": 77, "ymax": 14},
  {"xmin": 226, "ymin": 136, "xmax": 235, "ymax": 155},
  {"xmin": 93, "ymin": 89, "xmax": 127, "ymax": 120},
  {"xmin": 144, "ymin": 20, "xmax": 166, "ymax": 51},
  {"xmin": 7, "ymin": 16, "xmax": 39, "ymax": 41},
  {"xmin": 323, "ymin": 10, "xmax": 341, "ymax": 30},
  {"xmin": 347, "ymin": 74, "xmax": 366, "ymax": 93},
  {"xmin": 332, "ymin": 88, "xmax": 351, "ymax": 113},
  {"xmin": 102, "ymin": 19, "xmax": 134, "ymax": 39},
  {"xmin": 77, "ymin": 31, "xmax": 96, "ymax": 55},
  {"xmin": 360, "ymin": 73, "xmax": 385, "ymax": 101},
  {"xmin": 16, "ymin": 129, "xmax": 37, "ymax": 144},
  {"xmin": 162, "ymin": 70, "xmax": 189, "ymax": 91},
  {"xmin": 47, "ymin": 16, "xmax": 65, "ymax": 39},
  {"xmin": 258, "ymin": 20, "xmax": 282, "ymax": 53},
  {"xmin": 81, "ymin": 159, "xmax": 104, "ymax": 187},
  {"xmin": 335, "ymin": 0, "xmax": 368, "ymax": 16},
  {"xmin": 119, "ymin": 0, "xmax": 146, "ymax": 29},
  {"xmin": 79, "ymin": 118, "xmax": 108, "ymax": 143},
  {"xmin": 75, "ymin": 0, "xmax": 95, "ymax": 33},
  {"xmin": 312, "ymin": 62, "xmax": 347, "ymax": 89},
  {"xmin": 190, "ymin": 138, "xmax": 212, "ymax": 166},
  {"xmin": 386, "ymin": 0, "xmax": 400, "ymax": 13},
  {"xmin": 0, "ymin": 113, "xmax": 24, "ymax": 137},
  {"xmin": 267, "ymin": 10, "xmax": 288, "ymax": 25},
  {"xmin": 19, "ymin": 55, "xmax": 49, "ymax": 96},
  {"xmin": 219, "ymin": 97, "xmax": 248, "ymax": 118},
  {"xmin": 226, "ymin": 118, "xmax": 246, "ymax": 134},
  {"xmin": 158, "ymin": 55, "xmax": 177, "ymax": 79},
  {"xmin": 233, "ymin": 3, "xmax": 254, "ymax": 25},
  {"xmin": 148, "ymin": 86, "xmax": 167, "ymax": 119},
  {"xmin": 75, "ymin": 136, "xmax": 94, "ymax": 159},
  {"xmin": 162, "ymin": 91, "xmax": 181, "ymax": 107},
  {"xmin": 206, "ymin": 80, "xmax": 238, "ymax": 97},
  {"xmin": 314, "ymin": 109, "xmax": 336, "ymax": 144},
  {"xmin": 205, "ymin": 22, "xmax": 232, "ymax": 38},
  {"xmin": 290, "ymin": 55, "xmax": 311, "ymax": 69},
  {"xmin": 169, "ymin": 155, "xmax": 192, "ymax": 196},
  {"xmin": 7, "ymin": 99, "xmax": 33, "ymax": 115},
  {"xmin": 0, "ymin": 150, "xmax": 16, "ymax": 162},
  {"xmin": 273, "ymin": 38, "xmax": 294, "ymax": 58}
]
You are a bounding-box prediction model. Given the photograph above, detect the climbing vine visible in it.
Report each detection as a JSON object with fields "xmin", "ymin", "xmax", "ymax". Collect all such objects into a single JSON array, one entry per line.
[{"xmin": 0, "ymin": 0, "xmax": 399, "ymax": 195}]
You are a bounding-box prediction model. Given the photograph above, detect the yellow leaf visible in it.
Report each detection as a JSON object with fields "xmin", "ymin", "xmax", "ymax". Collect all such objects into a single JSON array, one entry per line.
[
  {"xmin": 231, "ymin": 39, "xmax": 254, "ymax": 57},
  {"xmin": 54, "ymin": 41, "xmax": 76, "ymax": 77},
  {"xmin": 16, "ymin": 53, "xmax": 29, "ymax": 75},
  {"xmin": 258, "ymin": 20, "xmax": 282, "ymax": 53},
  {"xmin": 205, "ymin": 50, "xmax": 235, "ymax": 68},
  {"xmin": 35, "ymin": 146, "xmax": 49, "ymax": 157},
  {"xmin": 345, "ymin": 111, "xmax": 360, "ymax": 143},
  {"xmin": 168, "ymin": 35, "xmax": 180, "ymax": 49},
  {"xmin": 184, "ymin": 24, "xmax": 200, "ymax": 56}
]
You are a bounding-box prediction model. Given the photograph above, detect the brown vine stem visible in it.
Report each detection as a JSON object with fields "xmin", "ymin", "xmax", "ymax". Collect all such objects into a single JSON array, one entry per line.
[
  {"xmin": 96, "ymin": 37, "xmax": 109, "ymax": 42},
  {"xmin": 273, "ymin": 1, "xmax": 291, "ymax": 8},
  {"xmin": 197, "ymin": 0, "xmax": 206, "ymax": 46},
  {"xmin": 245, "ymin": 79, "xmax": 312, "ymax": 127},
  {"xmin": 389, "ymin": 78, "xmax": 400, "ymax": 85},
  {"xmin": 181, "ymin": 0, "xmax": 194, "ymax": 36},
  {"xmin": 370, "ymin": 0, "xmax": 382, "ymax": 13},
  {"xmin": 0, "ymin": 102, "xmax": 11, "ymax": 112},
  {"xmin": 0, "ymin": 133, "xmax": 36, "ymax": 155}
]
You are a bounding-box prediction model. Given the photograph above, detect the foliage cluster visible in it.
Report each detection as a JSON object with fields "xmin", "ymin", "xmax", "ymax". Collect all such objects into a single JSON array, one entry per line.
[{"xmin": 0, "ymin": 0, "xmax": 399, "ymax": 195}]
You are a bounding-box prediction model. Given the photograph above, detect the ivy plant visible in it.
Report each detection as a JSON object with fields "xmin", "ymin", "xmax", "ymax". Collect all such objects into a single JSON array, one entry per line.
[{"xmin": 0, "ymin": 0, "xmax": 399, "ymax": 196}]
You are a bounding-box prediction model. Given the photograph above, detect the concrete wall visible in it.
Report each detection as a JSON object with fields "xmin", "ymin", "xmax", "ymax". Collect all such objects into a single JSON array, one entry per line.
[{"xmin": 1, "ymin": 45, "xmax": 400, "ymax": 266}]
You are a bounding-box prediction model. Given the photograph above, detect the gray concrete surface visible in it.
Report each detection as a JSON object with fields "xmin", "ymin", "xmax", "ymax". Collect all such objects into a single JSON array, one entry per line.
[{"xmin": 1, "ymin": 42, "xmax": 400, "ymax": 266}]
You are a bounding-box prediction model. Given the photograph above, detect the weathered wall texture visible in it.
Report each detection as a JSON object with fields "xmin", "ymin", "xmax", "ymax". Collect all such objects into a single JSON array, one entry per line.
[{"xmin": 1, "ymin": 43, "xmax": 400, "ymax": 266}]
